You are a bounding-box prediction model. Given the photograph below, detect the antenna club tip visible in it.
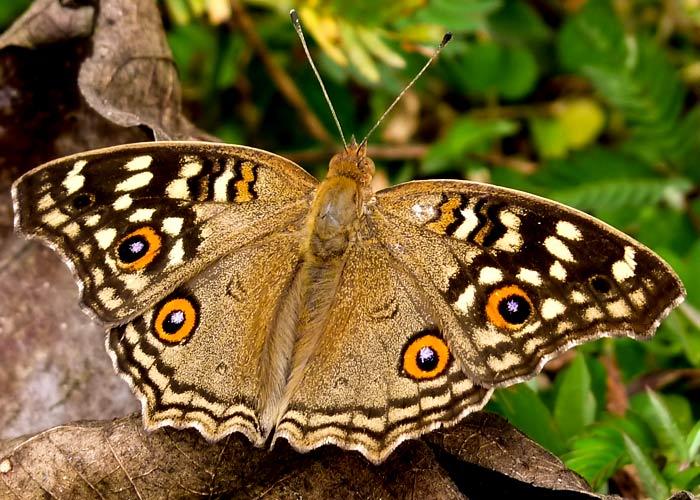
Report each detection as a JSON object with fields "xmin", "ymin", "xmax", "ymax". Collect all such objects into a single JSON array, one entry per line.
[
  {"xmin": 290, "ymin": 9, "xmax": 299, "ymax": 23},
  {"xmin": 441, "ymin": 32, "xmax": 453, "ymax": 46}
]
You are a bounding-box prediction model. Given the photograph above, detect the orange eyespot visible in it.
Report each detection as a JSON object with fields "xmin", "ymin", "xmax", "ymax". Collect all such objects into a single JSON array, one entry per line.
[
  {"xmin": 485, "ymin": 285, "xmax": 533, "ymax": 330},
  {"xmin": 402, "ymin": 331, "xmax": 450, "ymax": 380},
  {"xmin": 153, "ymin": 297, "xmax": 198, "ymax": 344},
  {"xmin": 115, "ymin": 226, "xmax": 162, "ymax": 271}
]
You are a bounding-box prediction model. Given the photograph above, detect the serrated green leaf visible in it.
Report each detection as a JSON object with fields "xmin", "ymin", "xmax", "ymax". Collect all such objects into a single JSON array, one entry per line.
[
  {"xmin": 644, "ymin": 389, "xmax": 689, "ymax": 461},
  {"xmin": 548, "ymin": 178, "xmax": 692, "ymax": 214},
  {"xmin": 491, "ymin": 385, "xmax": 566, "ymax": 455},
  {"xmin": 554, "ymin": 355, "xmax": 596, "ymax": 441},
  {"xmin": 631, "ymin": 392, "xmax": 693, "ymax": 459},
  {"xmin": 623, "ymin": 434, "xmax": 670, "ymax": 500}
]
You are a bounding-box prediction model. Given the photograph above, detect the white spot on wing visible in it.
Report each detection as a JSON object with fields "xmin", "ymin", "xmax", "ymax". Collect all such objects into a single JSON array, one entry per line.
[
  {"xmin": 62, "ymin": 175, "xmax": 84, "ymax": 195},
  {"xmin": 166, "ymin": 178, "xmax": 189, "ymax": 199},
  {"xmin": 84, "ymin": 214, "xmax": 101, "ymax": 227},
  {"xmin": 213, "ymin": 170, "xmax": 234, "ymax": 201},
  {"xmin": 95, "ymin": 228, "xmax": 116, "ymax": 249},
  {"xmin": 129, "ymin": 208, "xmax": 156, "ymax": 222},
  {"xmin": 487, "ymin": 352, "xmax": 520, "ymax": 372},
  {"xmin": 162, "ymin": 217, "xmax": 184, "ymax": 236},
  {"xmin": 549, "ymin": 261, "xmax": 567, "ymax": 281},
  {"xmin": 571, "ymin": 290, "xmax": 588, "ymax": 303},
  {"xmin": 125, "ymin": 155, "xmax": 153, "ymax": 171},
  {"xmin": 556, "ymin": 221, "xmax": 582, "ymax": 240},
  {"xmin": 180, "ymin": 159, "xmax": 202, "ymax": 177},
  {"xmin": 453, "ymin": 208, "xmax": 479, "ymax": 240},
  {"xmin": 479, "ymin": 267, "xmax": 503, "ymax": 285},
  {"xmin": 168, "ymin": 239, "xmax": 185, "ymax": 267},
  {"xmin": 115, "ymin": 172, "xmax": 153, "ymax": 192},
  {"xmin": 607, "ymin": 299, "xmax": 630, "ymax": 318},
  {"xmin": 454, "ymin": 285, "xmax": 476, "ymax": 314},
  {"xmin": 113, "ymin": 194, "xmax": 132, "ymax": 210},
  {"xmin": 517, "ymin": 268, "xmax": 541, "ymax": 286},
  {"xmin": 612, "ymin": 246, "xmax": 637, "ymax": 282},
  {"xmin": 544, "ymin": 236, "xmax": 575, "ymax": 262},
  {"xmin": 541, "ymin": 298, "xmax": 565, "ymax": 319},
  {"xmin": 42, "ymin": 209, "xmax": 68, "ymax": 227}
]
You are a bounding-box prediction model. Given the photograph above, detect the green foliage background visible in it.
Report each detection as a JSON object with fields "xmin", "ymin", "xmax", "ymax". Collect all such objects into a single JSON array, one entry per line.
[{"xmin": 4, "ymin": 0, "xmax": 700, "ymax": 497}]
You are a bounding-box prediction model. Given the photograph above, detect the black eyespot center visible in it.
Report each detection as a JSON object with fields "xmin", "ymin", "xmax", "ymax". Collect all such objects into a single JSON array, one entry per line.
[
  {"xmin": 415, "ymin": 346, "xmax": 439, "ymax": 372},
  {"xmin": 162, "ymin": 309, "xmax": 186, "ymax": 334},
  {"xmin": 497, "ymin": 294, "xmax": 531, "ymax": 325},
  {"xmin": 118, "ymin": 235, "xmax": 149, "ymax": 264},
  {"xmin": 590, "ymin": 275, "xmax": 612, "ymax": 294},
  {"xmin": 71, "ymin": 192, "xmax": 94, "ymax": 210}
]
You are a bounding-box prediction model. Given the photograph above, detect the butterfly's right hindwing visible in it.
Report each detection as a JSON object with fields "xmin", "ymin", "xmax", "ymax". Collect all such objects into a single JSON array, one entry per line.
[{"xmin": 12, "ymin": 142, "xmax": 318, "ymax": 323}]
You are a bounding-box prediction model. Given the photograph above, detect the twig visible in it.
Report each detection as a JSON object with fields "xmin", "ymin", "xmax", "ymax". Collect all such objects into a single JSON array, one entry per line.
[
  {"xmin": 228, "ymin": 0, "xmax": 334, "ymax": 146},
  {"xmin": 628, "ymin": 368, "xmax": 700, "ymax": 394}
]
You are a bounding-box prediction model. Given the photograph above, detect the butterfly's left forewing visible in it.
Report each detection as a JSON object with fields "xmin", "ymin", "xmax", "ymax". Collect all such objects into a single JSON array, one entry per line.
[
  {"xmin": 372, "ymin": 180, "xmax": 685, "ymax": 386},
  {"xmin": 12, "ymin": 142, "xmax": 318, "ymax": 323}
]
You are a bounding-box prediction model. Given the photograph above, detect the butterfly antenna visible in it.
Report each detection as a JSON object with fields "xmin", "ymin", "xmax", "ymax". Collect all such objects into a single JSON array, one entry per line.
[
  {"xmin": 290, "ymin": 9, "xmax": 347, "ymax": 149},
  {"xmin": 361, "ymin": 33, "xmax": 452, "ymax": 147}
]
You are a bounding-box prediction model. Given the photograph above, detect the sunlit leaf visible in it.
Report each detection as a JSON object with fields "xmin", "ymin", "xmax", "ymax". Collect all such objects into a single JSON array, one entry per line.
[{"xmin": 623, "ymin": 434, "xmax": 670, "ymax": 500}]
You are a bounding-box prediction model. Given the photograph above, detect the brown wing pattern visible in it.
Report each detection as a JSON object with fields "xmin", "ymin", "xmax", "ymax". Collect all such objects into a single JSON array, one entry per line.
[
  {"xmin": 12, "ymin": 142, "xmax": 317, "ymax": 323},
  {"xmin": 373, "ymin": 180, "xmax": 685, "ymax": 386},
  {"xmin": 107, "ymin": 231, "xmax": 303, "ymax": 445},
  {"xmin": 274, "ymin": 239, "xmax": 492, "ymax": 463}
]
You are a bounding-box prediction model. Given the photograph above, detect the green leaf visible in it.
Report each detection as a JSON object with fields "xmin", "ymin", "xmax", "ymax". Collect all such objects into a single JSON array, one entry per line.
[
  {"xmin": 488, "ymin": 0, "xmax": 551, "ymax": 43},
  {"xmin": 623, "ymin": 434, "xmax": 670, "ymax": 500},
  {"xmin": 646, "ymin": 390, "xmax": 688, "ymax": 461},
  {"xmin": 414, "ymin": 0, "xmax": 501, "ymax": 32},
  {"xmin": 686, "ymin": 419, "xmax": 700, "ymax": 459},
  {"xmin": 530, "ymin": 117, "xmax": 568, "ymax": 159},
  {"xmin": 631, "ymin": 392, "xmax": 692, "ymax": 460},
  {"xmin": 0, "ymin": 0, "xmax": 31, "ymax": 30},
  {"xmin": 668, "ymin": 466, "xmax": 700, "ymax": 490},
  {"xmin": 448, "ymin": 41, "xmax": 538, "ymax": 99},
  {"xmin": 423, "ymin": 117, "xmax": 518, "ymax": 174},
  {"xmin": 553, "ymin": 355, "xmax": 596, "ymax": 441},
  {"xmin": 564, "ymin": 415, "xmax": 652, "ymax": 489},
  {"xmin": 490, "ymin": 385, "xmax": 566, "ymax": 455},
  {"xmin": 557, "ymin": 0, "xmax": 625, "ymax": 71}
]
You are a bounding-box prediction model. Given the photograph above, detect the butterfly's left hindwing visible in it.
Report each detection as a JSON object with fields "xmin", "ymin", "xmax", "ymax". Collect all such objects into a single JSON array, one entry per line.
[
  {"xmin": 372, "ymin": 180, "xmax": 685, "ymax": 386},
  {"xmin": 12, "ymin": 142, "xmax": 317, "ymax": 323}
]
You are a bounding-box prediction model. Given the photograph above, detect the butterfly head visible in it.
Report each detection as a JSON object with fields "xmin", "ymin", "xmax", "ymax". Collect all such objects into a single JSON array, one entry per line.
[{"xmin": 328, "ymin": 136, "xmax": 375, "ymax": 186}]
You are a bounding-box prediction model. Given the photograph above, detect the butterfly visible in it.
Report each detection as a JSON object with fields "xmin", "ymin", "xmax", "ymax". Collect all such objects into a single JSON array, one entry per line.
[
  {"xmin": 10, "ymin": 9, "xmax": 686, "ymax": 462},
  {"xmin": 11, "ymin": 136, "xmax": 685, "ymax": 463}
]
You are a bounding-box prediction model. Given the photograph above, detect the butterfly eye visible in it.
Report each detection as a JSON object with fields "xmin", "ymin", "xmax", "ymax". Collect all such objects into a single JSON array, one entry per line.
[
  {"xmin": 402, "ymin": 331, "xmax": 450, "ymax": 380},
  {"xmin": 486, "ymin": 285, "xmax": 533, "ymax": 330},
  {"xmin": 115, "ymin": 226, "xmax": 162, "ymax": 271},
  {"xmin": 71, "ymin": 192, "xmax": 95, "ymax": 211},
  {"xmin": 153, "ymin": 297, "xmax": 199, "ymax": 344}
]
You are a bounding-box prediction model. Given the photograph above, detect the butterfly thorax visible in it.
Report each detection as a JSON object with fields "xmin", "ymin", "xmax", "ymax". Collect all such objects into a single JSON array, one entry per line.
[{"xmin": 303, "ymin": 142, "xmax": 375, "ymax": 261}]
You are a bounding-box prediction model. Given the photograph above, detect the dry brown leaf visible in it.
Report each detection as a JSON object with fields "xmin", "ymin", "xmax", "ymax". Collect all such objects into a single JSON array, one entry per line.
[{"xmin": 0, "ymin": 412, "xmax": 612, "ymax": 499}]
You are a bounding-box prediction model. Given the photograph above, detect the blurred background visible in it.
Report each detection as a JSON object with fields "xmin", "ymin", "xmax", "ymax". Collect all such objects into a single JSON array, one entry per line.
[{"xmin": 2, "ymin": 0, "xmax": 700, "ymax": 497}]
